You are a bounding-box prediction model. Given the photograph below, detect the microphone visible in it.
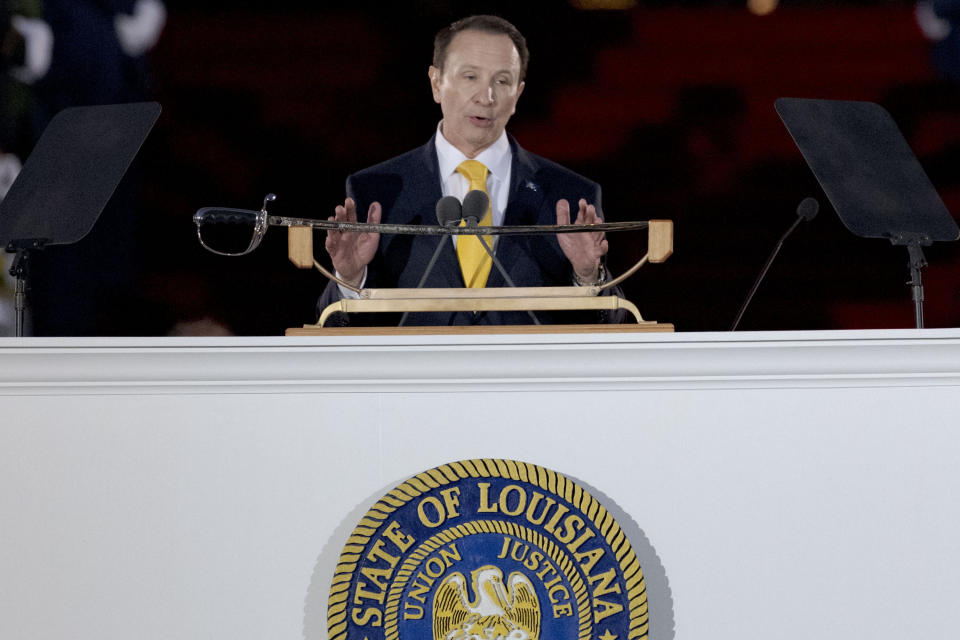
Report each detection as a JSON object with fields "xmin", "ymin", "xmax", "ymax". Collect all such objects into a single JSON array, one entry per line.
[
  {"xmin": 459, "ymin": 189, "xmax": 540, "ymax": 325},
  {"xmin": 730, "ymin": 197, "xmax": 819, "ymax": 331},
  {"xmin": 462, "ymin": 189, "xmax": 488, "ymax": 226},
  {"xmin": 398, "ymin": 196, "xmax": 464, "ymax": 326},
  {"xmin": 413, "ymin": 196, "xmax": 462, "ymax": 289},
  {"xmin": 459, "ymin": 190, "xmax": 513, "ymax": 285},
  {"xmin": 796, "ymin": 196, "xmax": 819, "ymax": 222},
  {"xmin": 435, "ymin": 195, "xmax": 463, "ymax": 228}
]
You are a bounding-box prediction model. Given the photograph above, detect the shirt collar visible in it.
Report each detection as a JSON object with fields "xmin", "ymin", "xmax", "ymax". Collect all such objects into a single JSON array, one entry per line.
[{"xmin": 435, "ymin": 121, "xmax": 512, "ymax": 185}]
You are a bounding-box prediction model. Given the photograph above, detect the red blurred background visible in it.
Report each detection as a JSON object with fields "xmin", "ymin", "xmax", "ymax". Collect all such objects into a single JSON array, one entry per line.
[{"xmin": 11, "ymin": 0, "xmax": 960, "ymax": 334}]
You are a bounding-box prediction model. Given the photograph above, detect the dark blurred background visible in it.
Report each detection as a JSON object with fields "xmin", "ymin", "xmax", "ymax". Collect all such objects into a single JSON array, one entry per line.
[{"xmin": 3, "ymin": 0, "xmax": 960, "ymax": 335}]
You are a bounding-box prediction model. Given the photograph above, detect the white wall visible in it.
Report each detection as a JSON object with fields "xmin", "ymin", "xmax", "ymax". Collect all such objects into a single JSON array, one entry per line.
[{"xmin": 2, "ymin": 329, "xmax": 959, "ymax": 639}]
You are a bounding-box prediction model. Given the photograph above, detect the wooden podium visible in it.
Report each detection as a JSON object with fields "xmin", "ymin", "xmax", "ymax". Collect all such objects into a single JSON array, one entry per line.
[{"xmin": 287, "ymin": 220, "xmax": 676, "ymax": 333}]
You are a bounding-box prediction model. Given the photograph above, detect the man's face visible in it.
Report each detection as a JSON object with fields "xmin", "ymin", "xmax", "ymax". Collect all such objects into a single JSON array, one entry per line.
[{"xmin": 429, "ymin": 29, "xmax": 525, "ymax": 158}]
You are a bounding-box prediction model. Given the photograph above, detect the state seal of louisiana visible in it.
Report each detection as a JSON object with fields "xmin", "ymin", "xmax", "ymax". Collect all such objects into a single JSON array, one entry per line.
[{"xmin": 328, "ymin": 459, "xmax": 648, "ymax": 640}]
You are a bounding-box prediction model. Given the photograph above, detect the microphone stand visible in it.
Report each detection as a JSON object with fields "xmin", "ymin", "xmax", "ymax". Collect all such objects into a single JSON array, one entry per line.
[
  {"xmin": 730, "ymin": 202, "xmax": 815, "ymax": 331},
  {"xmin": 459, "ymin": 189, "xmax": 541, "ymax": 325},
  {"xmin": 471, "ymin": 225, "xmax": 541, "ymax": 325},
  {"xmin": 398, "ymin": 222, "xmax": 460, "ymax": 327},
  {"xmin": 6, "ymin": 238, "xmax": 46, "ymax": 337},
  {"xmin": 399, "ymin": 221, "xmax": 541, "ymax": 326},
  {"xmin": 889, "ymin": 231, "xmax": 930, "ymax": 329}
]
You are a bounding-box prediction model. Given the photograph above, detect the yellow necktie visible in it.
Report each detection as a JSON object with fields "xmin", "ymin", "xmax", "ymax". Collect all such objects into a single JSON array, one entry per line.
[{"xmin": 456, "ymin": 159, "xmax": 493, "ymax": 288}]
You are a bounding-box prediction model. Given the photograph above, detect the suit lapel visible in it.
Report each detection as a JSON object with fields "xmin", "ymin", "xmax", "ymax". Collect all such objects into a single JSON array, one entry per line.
[
  {"xmin": 504, "ymin": 138, "xmax": 547, "ymax": 225},
  {"xmin": 414, "ymin": 136, "xmax": 464, "ymax": 288},
  {"xmin": 488, "ymin": 137, "xmax": 547, "ymax": 287},
  {"xmin": 414, "ymin": 138, "xmax": 443, "ymax": 206}
]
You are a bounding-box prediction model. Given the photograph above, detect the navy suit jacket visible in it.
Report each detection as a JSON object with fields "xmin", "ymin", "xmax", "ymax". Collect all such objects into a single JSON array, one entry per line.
[{"xmin": 317, "ymin": 134, "xmax": 618, "ymax": 326}]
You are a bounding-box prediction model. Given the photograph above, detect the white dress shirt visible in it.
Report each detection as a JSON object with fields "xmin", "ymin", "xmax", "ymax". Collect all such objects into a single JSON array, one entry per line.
[{"xmin": 434, "ymin": 122, "xmax": 513, "ymax": 237}]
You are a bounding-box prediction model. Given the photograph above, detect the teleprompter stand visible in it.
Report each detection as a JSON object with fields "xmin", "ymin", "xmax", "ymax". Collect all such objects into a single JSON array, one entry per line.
[
  {"xmin": 776, "ymin": 98, "xmax": 959, "ymax": 328},
  {"xmin": 0, "ymin": 102, "xmax": 161, "ymax": 336}
]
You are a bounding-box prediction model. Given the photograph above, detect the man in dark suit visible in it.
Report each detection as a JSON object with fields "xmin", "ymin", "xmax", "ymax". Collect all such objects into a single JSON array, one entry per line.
[{"xmin": 320, "ymin": 15, "xmax": 613, "ymax": 326}]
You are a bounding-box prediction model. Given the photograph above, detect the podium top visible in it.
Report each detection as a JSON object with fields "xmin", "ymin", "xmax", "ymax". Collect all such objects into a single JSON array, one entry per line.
[{"xmin": 285, "ymin": 323, "xmax": 674, "ymax": 336}]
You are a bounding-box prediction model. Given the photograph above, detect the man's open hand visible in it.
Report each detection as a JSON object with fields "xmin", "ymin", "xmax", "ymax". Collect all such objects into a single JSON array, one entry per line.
[
  {"xmin": 556, "ymin": 198, "xmax": 608, "ymax": 284},
  {"xmin": 324, "ymin": 197, "xmax": 382, "ymax": 287}
]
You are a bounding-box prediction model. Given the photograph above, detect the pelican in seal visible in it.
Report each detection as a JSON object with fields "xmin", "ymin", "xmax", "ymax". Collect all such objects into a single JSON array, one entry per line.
[{"xmin": 432, "ymin": 565, "xmax": 540, "ymax": 640}]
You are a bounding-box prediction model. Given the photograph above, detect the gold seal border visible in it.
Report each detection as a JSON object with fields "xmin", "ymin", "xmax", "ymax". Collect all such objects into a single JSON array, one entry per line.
[
  {"xmin": 383, "ymin": 519, "xmax": 592, "ymax": 640},
  {"xmin": 327, "ymin": 458, "xmax": 649, "ymax": 640}
]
